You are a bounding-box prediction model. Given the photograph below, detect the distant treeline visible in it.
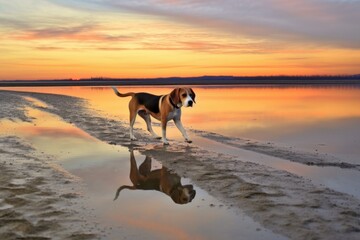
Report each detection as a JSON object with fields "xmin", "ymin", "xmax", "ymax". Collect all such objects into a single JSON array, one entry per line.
[{"xmin": 1, "ymin": 75, "xmax": 360, "ymax": 87}]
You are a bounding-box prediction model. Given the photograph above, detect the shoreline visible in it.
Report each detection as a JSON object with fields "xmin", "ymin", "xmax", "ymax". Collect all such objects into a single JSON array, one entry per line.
[{"xmin": 1, "ymin": 76, "xmax": 360, "ymax": 87}]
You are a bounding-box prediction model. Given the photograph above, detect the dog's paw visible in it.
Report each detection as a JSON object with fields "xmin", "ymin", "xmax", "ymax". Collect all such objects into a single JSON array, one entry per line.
[
  {"xmin": 154, "ymin": 136, "xmax": 162, "ymax": 140},
  {"xmin": 185, "ymin": 139, "xmax": 193, "ymax": 143},
  {"xmin": 163, "ymin": 141, "xmax": 170, "ymax": 145}
]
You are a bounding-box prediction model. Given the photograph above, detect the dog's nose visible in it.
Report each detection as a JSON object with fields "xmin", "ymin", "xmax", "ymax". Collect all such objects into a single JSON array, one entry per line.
[
  {"xmin": 188, "ymin": 100, "xmax": 193, "ymax": 107},
  {"xmin": 190, "ymin": 190, "xmax": 196, "ymax": 199}
]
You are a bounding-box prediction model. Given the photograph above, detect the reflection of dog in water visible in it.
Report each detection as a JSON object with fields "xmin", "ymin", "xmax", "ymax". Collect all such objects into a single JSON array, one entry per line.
[{"xmin": 114, "ymin": 150, "xmax": 196, "ymax": 204}]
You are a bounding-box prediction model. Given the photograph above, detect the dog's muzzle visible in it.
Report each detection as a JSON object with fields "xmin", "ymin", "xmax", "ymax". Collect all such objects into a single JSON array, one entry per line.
[{"xmin": 190, "ymin": 189, "xmax": 196, "ymax": 200}]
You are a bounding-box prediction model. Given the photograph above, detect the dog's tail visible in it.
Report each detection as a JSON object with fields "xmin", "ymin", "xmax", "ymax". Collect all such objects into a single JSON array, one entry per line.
[
  {"xmin": 111, "ymin": 86, "xmax": 135, "ymax": 98},
  {"xmin": 114, "ymin": 185, "xmax": 136, "ymax": 201}
]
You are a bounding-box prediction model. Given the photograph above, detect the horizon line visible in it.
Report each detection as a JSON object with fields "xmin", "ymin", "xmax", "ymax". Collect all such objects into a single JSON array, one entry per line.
[{"xmin": 1, "ymin": 74, "xmax": 360, "ymax": 82}]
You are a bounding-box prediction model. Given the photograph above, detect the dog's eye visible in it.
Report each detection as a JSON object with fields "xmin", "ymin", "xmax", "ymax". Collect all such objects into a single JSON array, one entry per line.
[{"xmin": 182, "ymin": 93, "xmax": 187, "ymax": 97}]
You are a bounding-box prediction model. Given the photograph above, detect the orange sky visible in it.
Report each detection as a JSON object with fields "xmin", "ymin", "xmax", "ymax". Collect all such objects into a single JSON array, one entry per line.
[{"xmin": 0, "ymin": 0, "xmax": 360, "ymax": 80}]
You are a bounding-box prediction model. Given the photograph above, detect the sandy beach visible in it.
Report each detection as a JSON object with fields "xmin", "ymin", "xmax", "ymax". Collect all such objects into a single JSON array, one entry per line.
[{"xmin": 1, "ymin": 88, "xmax": 360, "ymax": 240}]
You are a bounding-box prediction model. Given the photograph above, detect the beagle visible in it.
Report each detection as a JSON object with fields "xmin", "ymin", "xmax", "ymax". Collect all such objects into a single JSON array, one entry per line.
[
  {"xmin": 111, "ymin": 86, "xmax": 196, "ymax": 145},
  {"xmin": 114, "ymin": 150, "xmax": 196, "ymax": 204}
]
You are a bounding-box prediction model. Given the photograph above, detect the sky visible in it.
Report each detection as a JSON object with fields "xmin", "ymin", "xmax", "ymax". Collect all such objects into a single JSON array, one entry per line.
[{"xmin": 0, "ymin": 0, "xmax": 360, "ymax": 80}]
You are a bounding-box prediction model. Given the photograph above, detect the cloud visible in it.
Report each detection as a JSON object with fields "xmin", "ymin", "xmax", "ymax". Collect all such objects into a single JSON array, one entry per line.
[
  {"xmin": 0, "ymin": 17, "xmax": 31, "ymax": 30},
  {"xmin": 3, "ymin": 0, "xmax": 359, "ymax": 49},
  {"xmin": 93, "ymin": 38, "xmax": 284, "ymax": 54},
  {"xmin": 34, "ymin": 46, "xmax": 66, "ymax": 51},
  {"xmin": 48, "ymin": 0, "xmax": 360, "ymax": 48},
  {"xmin": 1, "ymin": 1, "xmax": 359, "ymax": 58},
  {"xmin": 3, "ymin": 21, "xmax": 133, "ymax": 43},
  {"xmin": 17, "ymin": 24, "xmax": 96, "ymax": 39}
]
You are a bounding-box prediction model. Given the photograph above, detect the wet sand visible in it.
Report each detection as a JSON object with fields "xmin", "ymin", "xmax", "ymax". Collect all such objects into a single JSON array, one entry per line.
[
  {"xmin": 0, "ymin": 93, "xmax": 99, "ymax": 239},
  {"xmin": 1, "ymin": 89, "xmax": 360, "ymax": 239}
]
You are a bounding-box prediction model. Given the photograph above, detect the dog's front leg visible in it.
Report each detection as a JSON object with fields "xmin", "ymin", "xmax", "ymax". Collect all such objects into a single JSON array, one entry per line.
[
  {"xmin": 161, "ymin": 116, "xmax": 169, "ymax": 145},
  {"xmin": 174, "ymin": 118, "xmax": 192, "ymax": 143}
]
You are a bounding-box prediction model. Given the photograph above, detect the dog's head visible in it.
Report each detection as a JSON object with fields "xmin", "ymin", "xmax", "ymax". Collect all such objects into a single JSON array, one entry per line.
[
  {"xmin": 170, "ymin": 184, "xmax": 196, "ymax": 204},
  {"xmin": 170, "ymin": 87, "xmax": 196, "ymax": 108}
]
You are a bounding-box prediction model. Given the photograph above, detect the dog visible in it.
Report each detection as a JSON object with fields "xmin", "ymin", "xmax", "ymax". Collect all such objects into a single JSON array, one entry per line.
[
  {"xmin": 114, "ymin": 150, "xmax": 196, "ymax": 204},
  {"xmin": 112, "ymin": 86, "xmax": 196, "ymax": 145}
]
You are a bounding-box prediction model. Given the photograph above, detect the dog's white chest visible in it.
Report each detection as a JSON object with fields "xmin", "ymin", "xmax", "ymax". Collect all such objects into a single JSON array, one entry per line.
[{"xmin": 166, "ymin": 109, "xmax": 180, "ymax": 121}]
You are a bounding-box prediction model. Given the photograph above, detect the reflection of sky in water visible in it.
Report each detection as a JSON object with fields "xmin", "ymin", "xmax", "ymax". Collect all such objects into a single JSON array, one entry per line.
[{"xmin": 0, "ymin": 105, "xmax": 284, "ymax": 239}]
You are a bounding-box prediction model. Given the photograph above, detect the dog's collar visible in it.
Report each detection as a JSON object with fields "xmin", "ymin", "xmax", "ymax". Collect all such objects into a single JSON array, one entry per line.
[{"xmin": 169, "ymin": 96, "xmax": 180, "ymax": 109}]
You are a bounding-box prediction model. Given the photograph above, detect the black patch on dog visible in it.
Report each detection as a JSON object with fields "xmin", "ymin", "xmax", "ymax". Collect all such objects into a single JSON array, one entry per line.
[
  {"xmin": 189, "ymin": 88, "xmax": 196, "ymax": 103},
  {"xmin": 136, "ymin": 93, "xmax": 163, "ymax": 113}
]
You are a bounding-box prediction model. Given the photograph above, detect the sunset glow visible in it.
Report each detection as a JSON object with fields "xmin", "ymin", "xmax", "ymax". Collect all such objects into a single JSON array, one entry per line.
[{"xmin": 1, "ymin": 0, "xmax": 360, "ymax": 80}]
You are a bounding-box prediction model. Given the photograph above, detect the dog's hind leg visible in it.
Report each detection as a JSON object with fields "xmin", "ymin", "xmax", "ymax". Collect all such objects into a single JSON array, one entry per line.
[
  {"xmin": 139, "ymin": 155, "xmax": 152, "ymax": 176},
  {"xmin": 128, "ymin": 98, "xmax": 142, "ymax": 141},
  {"xmin": 129, "ymin": 149, "xmax": 141, "ymax": 183},
  {"xmin": 114, "ymin": 150, "xmax": 138, "ymax": 201},
  {"xmin": 129, "ymin": 108, "xmax": 137, "ymax": 141},
  {"xmin": 138, "ymin": 110, "xmax": 161, "ymax": 139}
]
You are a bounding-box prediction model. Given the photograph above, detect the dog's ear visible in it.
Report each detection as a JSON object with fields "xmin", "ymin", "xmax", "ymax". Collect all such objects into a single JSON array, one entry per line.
[
  {"xmin": 189, "ymin": 88, "xmax": 196, "ymax": 103},
  {"xmin": 170, "ymin": 88, "xmax": 181, "ymax": 106},
  {"xmin": 170, "ymin": 188, "xmax": 182, "ymax": 204}
]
